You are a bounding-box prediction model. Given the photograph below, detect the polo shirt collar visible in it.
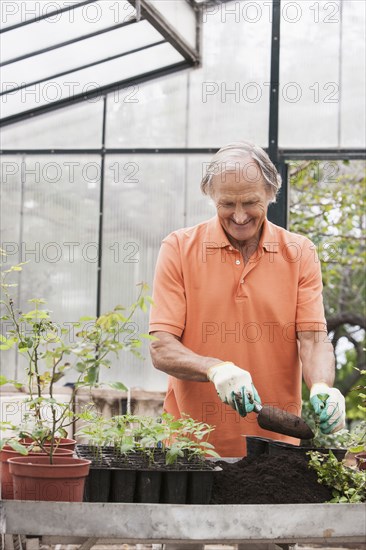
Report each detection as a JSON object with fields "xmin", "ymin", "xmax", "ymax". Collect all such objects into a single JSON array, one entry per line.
[
  {"xmin": 261, "ymin": 218, "xmax": 279, "ymax": 253},
  {"xmin": 205, "ymin": 216, "xmax": 232, "ymax": 248},
  {"xmin": 205, "ymin": 216, "xmax": 278, "ymax": 253}
]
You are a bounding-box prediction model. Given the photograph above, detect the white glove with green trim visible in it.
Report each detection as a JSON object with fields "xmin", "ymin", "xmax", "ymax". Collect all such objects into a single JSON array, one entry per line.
[
  {"xmin": 310, "ymin": 382, "xmax": 346, "ymax": 434},
  {"xmin": 207, "ymin": 361, "xmax": 261, "ymax": 417}
]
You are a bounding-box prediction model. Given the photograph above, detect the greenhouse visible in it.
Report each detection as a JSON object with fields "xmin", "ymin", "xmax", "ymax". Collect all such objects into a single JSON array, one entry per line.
[{"xmin": 0, "ymin": 1, "xmax": 365, "ymax": 549}]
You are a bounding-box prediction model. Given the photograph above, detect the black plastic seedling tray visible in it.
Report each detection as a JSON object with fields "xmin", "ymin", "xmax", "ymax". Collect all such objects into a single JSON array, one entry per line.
[
  {"xmin": 246, "ymin": 436, "xmax": 347, "ymax": 461},
  {"xmin": 76, "ymin": 444, "xmax": 221, "ymax": 504}
]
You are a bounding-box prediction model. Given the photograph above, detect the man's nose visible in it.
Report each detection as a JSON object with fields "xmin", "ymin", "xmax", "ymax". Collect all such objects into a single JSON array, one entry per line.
[{"xmin": 232, "ymin": 206, "xmax": 247, "ymax": 224}]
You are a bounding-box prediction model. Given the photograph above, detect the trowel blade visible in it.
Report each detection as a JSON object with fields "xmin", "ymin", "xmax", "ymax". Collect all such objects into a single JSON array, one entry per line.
[{"xmin": 257, "ymin": 405, "xmax": 314, "ymax": 439}]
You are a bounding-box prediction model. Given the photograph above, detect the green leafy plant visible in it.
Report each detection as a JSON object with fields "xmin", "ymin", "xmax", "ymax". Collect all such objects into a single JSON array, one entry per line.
[
  {"xmin": 308, "ymin": 450, "xmax": 365, "ymax": 503},
  {"xmin": 75, "ymin": 411, "xmax": 220, "ymax": 466},
  {"xmin": 0, "ymin": 254, "xmax": 153, "ymax": 462},
  {"xmin": 163, "ymin": 413, "xmax": 220, "ymax": 465},
  {"xmin": 75, "ymin": 410, "xmax": 137, "ymax": 463}
]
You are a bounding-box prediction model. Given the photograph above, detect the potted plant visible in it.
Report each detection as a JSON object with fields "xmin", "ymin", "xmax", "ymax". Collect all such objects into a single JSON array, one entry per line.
[
  {"xmin": 0, "ymin": 253, "xmax": 152, "ymax": 501},
  {"xmin": 0, "ymin": 420, "xmax": 76, "ymax": 500}
]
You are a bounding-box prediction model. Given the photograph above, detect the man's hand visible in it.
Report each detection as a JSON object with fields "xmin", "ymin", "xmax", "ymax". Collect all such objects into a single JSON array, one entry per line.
[
  {"xmin": 310, "ymin": 382, "xmax": 346, "ymax": 434},
  {"xmin": 207, "ymin": 362, "xmax": 261, "ymax": 416}
]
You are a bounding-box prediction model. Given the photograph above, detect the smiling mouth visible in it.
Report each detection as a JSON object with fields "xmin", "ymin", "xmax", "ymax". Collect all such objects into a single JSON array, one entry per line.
[{"xmin": 231, "ymin": 219, "xmax": 252, "ymax": 227}]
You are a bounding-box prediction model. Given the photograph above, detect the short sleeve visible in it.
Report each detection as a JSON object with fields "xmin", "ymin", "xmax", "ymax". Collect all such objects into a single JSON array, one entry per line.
[
  {"xmin": 149, "ymin": 235, "xmax": 186, "ymax": 337},
  {"xmin": 295, "ymin": 239, "xmax": 327, "ymax": 332}
]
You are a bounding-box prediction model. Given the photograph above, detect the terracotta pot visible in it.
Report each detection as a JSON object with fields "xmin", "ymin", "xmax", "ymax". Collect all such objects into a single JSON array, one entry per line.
[
  {"xmin": 0, "ymin": 446, "xmax": 73, "ymax": 500},
  {"xmin": 355, "ymin": 451, "xmax": 366, "ymax": 470},
  {"xmin": 20, "ymin": 438, "xmax": 77, "ymax": 451},
  {"xmin": 8, "ymin": 456, "xmax": 90, "ymax": 502}
]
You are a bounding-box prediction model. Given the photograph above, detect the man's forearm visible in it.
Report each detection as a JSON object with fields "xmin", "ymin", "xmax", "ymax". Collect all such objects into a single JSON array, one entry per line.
[
  {"xmin": 150, "ymin": 331, "xmax": 222, "ymax": 382},
  {"xmin": 298, "ymin": 331, "xmax": 335, "ymax": 389}
]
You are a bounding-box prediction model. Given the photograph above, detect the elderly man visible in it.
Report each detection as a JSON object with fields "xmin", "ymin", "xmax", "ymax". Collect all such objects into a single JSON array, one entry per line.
[{"xmin": 149, "ymin": 142, "xmax": 345, "ymax": 459}]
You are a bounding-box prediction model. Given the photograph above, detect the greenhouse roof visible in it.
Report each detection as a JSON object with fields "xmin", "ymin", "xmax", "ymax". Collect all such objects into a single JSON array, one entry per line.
[{"xmin": 0, "ymin": 0, "xmax": 199, "ymax": 126}]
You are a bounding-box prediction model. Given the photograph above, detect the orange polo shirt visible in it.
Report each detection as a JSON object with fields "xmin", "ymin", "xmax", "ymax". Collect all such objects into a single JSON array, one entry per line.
[{"xmin": 149, "ymin": 216, "xmax": 327, "ymax": 457}]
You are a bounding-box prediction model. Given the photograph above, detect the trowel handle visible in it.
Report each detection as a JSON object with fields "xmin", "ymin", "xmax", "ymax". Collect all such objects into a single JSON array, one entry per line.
[
  {"xmin": 252, "ymin": 400, "xmax": 263, "ymax": 413},
  {"xmin": 246, "ymin": 391, "xmax": 262, "ymax": 413}
]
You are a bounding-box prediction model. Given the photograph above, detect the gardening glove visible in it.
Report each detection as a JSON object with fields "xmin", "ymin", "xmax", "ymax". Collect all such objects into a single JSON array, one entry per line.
[
  {"xmin": 207, "ymin": 361, "xmax": 261, "ymax": 417},
  {"xmin": 310, "ymin": 382, "xmax": 346, "ymax": 434}
]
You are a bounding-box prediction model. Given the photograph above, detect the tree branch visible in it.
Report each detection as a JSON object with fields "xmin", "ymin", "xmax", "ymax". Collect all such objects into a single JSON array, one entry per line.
[{"xmin": 327, "ymin": 314, "xmax": 366, "ymax": 332}]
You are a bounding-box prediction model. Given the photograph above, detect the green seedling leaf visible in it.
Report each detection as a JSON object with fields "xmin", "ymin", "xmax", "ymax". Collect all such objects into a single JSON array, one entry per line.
[
  {"xmin": 0, "ymin": 335, "xmax": 15, "ymax": 350},
  {"xmin": 0, "ymin": 343, "xmax": 12, "ymax": 350},
  {"xmin": 8, "ymin": 440, "xmax": 29, "ymax": 455},
  {"xmin": 0, "ymin": 375, "xmax": 9, "ymax": 386},
  {"xmin": 23, "ymin": 309, "xmax": 49, "ymax": 320},
  {"xmin": 349, "ymin": 445, "xmax": 365, "ymax": 453},
  {"xmin": 18, "ymin": 341, "xmax": 28, "ymax": 351},
  {"xmin": 205, "ymin": 449, "xmax": 221, "ymax": 458},
  {"xmin": 108, "ymin": 381, "xmax": 128, "ymax": 391},
  {"xmin": 86, "ymin": 366, "xmax": 98, "ymax": 385}
]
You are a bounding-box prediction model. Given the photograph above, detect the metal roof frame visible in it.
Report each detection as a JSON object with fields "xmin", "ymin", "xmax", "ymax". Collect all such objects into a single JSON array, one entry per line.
[
  {"xmin": 0, "ymin": 0, "xmax": 201, "ymax": 127},
  {"xmin": 0, "ymin": 0, "xmax": 96, "ymax": 33},
  {"xmin": 0, "ymin": 61, "xmax": 191, "ymax": 127},
  {"xmin": 0, "ymin": 147, "xmax": 364, "ymax": 160},
  {"xmin": 127, "ymin": 0, "xmax": 200, "ymax": 65},
  {"xmin": 1, "ymin": 19, "xmax": 138, "ymax": 67},
  {"xmin": 0, "ymin": 38, "xmax": 166, "ymax": 97}
]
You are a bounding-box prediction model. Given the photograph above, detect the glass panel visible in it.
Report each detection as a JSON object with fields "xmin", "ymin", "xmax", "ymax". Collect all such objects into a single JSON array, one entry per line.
[
  {"xmin": 340, "ymin": 0, "xmax": 366, "ymax": 147},
  {"xmin": 188, "ymin": 1, "xmax": 271, "ymax": 147},
  {"xmin": 186, "ymin": 154, "xmax": 216, "ymax": 227},
  {"xmin": 0, "ymin": 155, "xmax": 22, "ymax": 379},
  {"xmin": 17, "ymin": 154, "xmax": 100, "ymax": 317},
  {"xmin": 101, "ymin": 155, "xmax": 186, "ymax": 391},
  {"xmin": 0, "ymin": 101, "xmax": 103, "ymax": 148},
  {"xmin": 2, "ymin": 21, "xmax": 163, "ymax": 87},
  {"xmin": 0, "ymin": 1, "xmax": 84, "ymax": 29},
  {"xmin": 150, "ymin": 0, "xmax": 197, "ymax": 50},
  {"xmin": 279, "ymin": 1, "xmax": 341, "ymax": 148},
  {"xmin": 0, "ymin": 1, "xmax": 136, "ymax": 63},
  {"xmin": 0, "ymin": 155, "xmax": 101, "ymax": 382},
  {"xmin": 1, "ymin": 43, "xmax": 183, "ymax": 119},
  {"xmin": 106, "ymin": 72, "xmax": 188, "ymax": 148}
]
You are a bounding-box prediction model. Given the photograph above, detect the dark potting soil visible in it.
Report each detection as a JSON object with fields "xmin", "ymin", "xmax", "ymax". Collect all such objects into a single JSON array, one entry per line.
[{"xmin": 210, "ymin": 454, "xmax": 332, "ymax": 504}]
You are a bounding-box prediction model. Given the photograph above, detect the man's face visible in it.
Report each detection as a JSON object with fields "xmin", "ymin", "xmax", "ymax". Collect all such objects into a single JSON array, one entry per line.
[{"xmin": 211, "ymin": 161, "xmax": 271, "ymax": 246}]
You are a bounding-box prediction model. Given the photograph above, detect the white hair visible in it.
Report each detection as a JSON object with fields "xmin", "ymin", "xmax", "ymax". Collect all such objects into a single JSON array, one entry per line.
[{"xmin": 201, "ymin": 141, "xmax": 282, "ymax": 203}]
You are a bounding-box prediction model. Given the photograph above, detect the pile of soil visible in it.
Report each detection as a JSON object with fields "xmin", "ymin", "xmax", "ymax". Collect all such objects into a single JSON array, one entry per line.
[{"xmin": 210, "ymin": 454, "xmax": 332, "ymax": 504}]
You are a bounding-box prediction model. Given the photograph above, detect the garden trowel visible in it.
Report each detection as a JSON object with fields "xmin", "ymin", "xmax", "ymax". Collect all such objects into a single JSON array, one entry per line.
[
  {"xmin": 234, "ymin": 391, "xmax": 314, "ymax": 439},
  {"xmin": 251, "ymin": 400, "xmax": 314, "ymax": 439}
]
